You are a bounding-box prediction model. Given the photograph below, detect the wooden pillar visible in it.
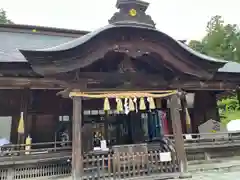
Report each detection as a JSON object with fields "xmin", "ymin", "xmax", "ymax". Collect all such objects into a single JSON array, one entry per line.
[
  {"xmin": 104, "ymin": 112, "xmax": 109, "ymax": 143},
  {"xmin": 24, "ymin": 89, "xmax": 31, "ymax": 137},
  {"xmin": 180, "ymin": 93, "xmax": 192, "ymax": 134},
  {"xmin": 19, "ymin": 88, "xmax": 30, "ymax": 143},
  {"xmin": 72, "ymin": 96, "xmax": 83, "ymax": 180},
  {"xmin": 169, "ymin": 94, "xmax": 188, "ymax": 175}
]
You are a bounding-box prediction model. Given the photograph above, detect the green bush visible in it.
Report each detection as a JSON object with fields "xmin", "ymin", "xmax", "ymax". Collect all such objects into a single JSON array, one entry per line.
[{"xmin": 218, "ymin": 95, "xmax": 240, "ymax": 125}]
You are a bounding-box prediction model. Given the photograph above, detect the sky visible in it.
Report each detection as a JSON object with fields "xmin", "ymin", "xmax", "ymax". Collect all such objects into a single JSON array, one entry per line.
[{"xmin": 1, "ymin": 0, "xmax": 240, "ymax": 41}]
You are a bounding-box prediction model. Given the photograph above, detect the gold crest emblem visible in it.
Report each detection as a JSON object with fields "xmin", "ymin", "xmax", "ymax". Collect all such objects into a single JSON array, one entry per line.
[{"xmin": 129, "ymin": 9, "xmax": 137, "ymax": 17}]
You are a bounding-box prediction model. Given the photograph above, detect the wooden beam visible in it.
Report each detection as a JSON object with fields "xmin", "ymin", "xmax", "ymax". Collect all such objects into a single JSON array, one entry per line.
[
  {"xmin": 214, "ymin": 72, "xmax": 240, "ymax": 82},
  {"xmin": 78, "ymin": 80, "xmax": 238, "ymax": 91},
  {"xmin": 56, "ymin": 88, "xmax": 73, "ymax": 98},
  {"xmin": 171, "ymin": 81, "xmax": 239, "ymax": 90},
  {"xmin": 55, "ymin": 72, "xmax": 239, "ymax": 90},
  {"xmin": 72, "ymin": 96, "xmax": 83, "ymax": 180},
  {"xmin": 169, "ymin": 94, "xmax": 188, "ymax": 175},
  {"xmin": 56, "ymin": 72, "xmax": 168, "ymax": 84},
  {"xmin": 0, "ymin": 76, "xmax": 238, "ymax": 91},
  {"xmin": 0, "ymin": 77, "xmax": 67, "ymax": 89}
]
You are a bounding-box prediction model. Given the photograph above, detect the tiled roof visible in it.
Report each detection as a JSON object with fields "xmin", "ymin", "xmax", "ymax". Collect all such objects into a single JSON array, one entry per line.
[
  {"xmin": 0, "ymin": 24, "xmax": 88, "ymax": 62},
  {"xmin": 0, "ymin": 24, "xmax": 88, "ymax": 35}
]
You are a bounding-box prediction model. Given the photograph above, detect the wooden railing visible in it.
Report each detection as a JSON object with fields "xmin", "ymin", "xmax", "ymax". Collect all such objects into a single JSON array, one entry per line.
[
  {"xmin": 0, "ymin": 141, "xmax": 71, "ymax": 154},
  {"xmin": 0, "ymin": 141, "xmax": 72, "ymax": 167},
  {"xmin": 1, "ymin": 131, "xmax": 240, "ymax": 158},
  {"xmin": 166, "ymin": 131, "xmax": 240, "ymax": 141},
  {"xmin": 166, "ymin": 131, "xmax": 240, "ymax": 149},
  {"xmin": 1, "ymin": 131, "xmax": 240, "ymax": 161}
]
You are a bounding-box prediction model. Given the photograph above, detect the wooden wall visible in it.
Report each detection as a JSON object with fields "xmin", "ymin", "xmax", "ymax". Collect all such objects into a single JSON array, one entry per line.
[
  {"xmin": 0, "ymin": 89, "xmax": 220, "ymax": 145},
  {"xmin": 0, "ymin": 89, "xmax": 73, "ymax": 144},
  {"xmin": 29, "ymin": 90, "xmax": 72, "ymax": 143},
  {"xmin": 192, "ymin": 91, "xmax": 220, "ymax": 133}
]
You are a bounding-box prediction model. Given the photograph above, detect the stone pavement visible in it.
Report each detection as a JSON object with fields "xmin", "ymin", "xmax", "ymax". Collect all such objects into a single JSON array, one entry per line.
[
  {"xmin": 188, "ymin": 158, "xmax": 240, "ymax": 172},
  {"xmin": 176, "ymin": 170, "xmax": 240, "ymax": 180},
  {"xmin": 175, "ymin": 158, "xmax": 240, "ymax": 180}
]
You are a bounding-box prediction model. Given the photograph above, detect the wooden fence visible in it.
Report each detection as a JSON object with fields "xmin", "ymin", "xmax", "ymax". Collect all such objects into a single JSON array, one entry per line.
[
  {"xmin": 82, "ymin": 151, "xmax": 178, "ymax": 179},
  {"xmin": 0, "ymin": 150, "xmax": 179, "ymax": 180},
  {"xmin": 2, "ymin": 131, "xmax": 240, "ymax": 179}
]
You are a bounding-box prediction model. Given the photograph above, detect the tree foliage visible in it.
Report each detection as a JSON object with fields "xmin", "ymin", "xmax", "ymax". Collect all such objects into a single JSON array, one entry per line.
[
  {"xmin": 189, "ymin": 15, "xmax": 240, "ymax": 125},
  {"xmin": 0, "ymin": 9, "xmax": 14, "ymax": 24},
  {"xmin": 189, "ymin": 15, "xmax": 240, "ymax": 63}
]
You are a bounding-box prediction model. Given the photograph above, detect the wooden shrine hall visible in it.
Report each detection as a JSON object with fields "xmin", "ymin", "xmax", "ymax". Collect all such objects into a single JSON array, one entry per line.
[{"xmin": 1, "ymin": 0, "xmax": 240, "ymax": 179}]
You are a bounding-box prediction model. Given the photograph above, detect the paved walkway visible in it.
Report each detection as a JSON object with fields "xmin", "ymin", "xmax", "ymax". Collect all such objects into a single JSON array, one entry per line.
[
  {"xmin": 183, "ymin": 158, "xmax": 240, "ymax": 179},
  {"xmin": 176, "ymin": 170, "xmax": 240, "ymax": 180},
  {"xmin": 189, "ymin": 159, "xmax": 240, "ymax": 172}
]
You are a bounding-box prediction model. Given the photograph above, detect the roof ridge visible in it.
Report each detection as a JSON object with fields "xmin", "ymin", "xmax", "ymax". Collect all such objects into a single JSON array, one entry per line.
[{"xmin": 0, "ymin": 23, "xmax": 89, "ymax": 35}]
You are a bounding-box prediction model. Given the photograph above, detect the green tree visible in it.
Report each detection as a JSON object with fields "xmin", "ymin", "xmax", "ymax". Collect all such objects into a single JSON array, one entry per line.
[
  {"xmin": 0, "ymin": 8, "xmax": 14, "ymax": 24},
  {"xmin": 189, "ymin": 15, "xmax": 240, "ymax": 62},
  {"xmin": 189, "ymin": 16, "xmax": 240, "ymax": 125}
]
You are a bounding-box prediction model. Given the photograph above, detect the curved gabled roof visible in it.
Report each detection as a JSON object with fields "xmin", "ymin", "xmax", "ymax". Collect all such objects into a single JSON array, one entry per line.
[
  {"xmin": 30, "ymin": 24, "xmax": 226, "ymax": 64},
  {"xmin": 19, "ymin": 24, "xmax": 226, "ymax": 75},
  {"xmin": 176, "ymin": 40, "xmax": 227, "ymax": 63},
  {"xmin": 19, "ymin": 0, "xmax": 232, "ymax": 77}
]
